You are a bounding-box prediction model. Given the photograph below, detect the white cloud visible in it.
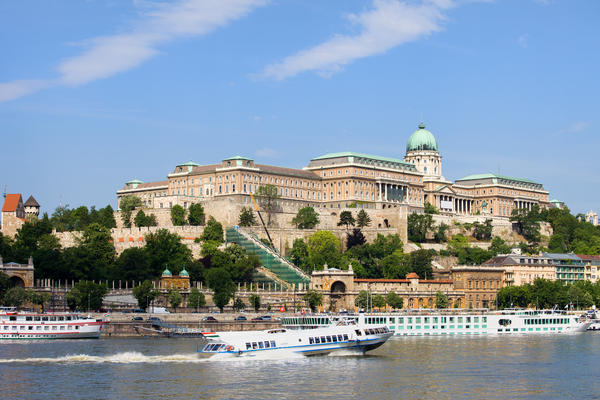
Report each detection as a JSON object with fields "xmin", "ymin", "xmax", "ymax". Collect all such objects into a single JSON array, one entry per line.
[
  {"xmin": 0, "ymin": 80, "xmax": 52, "ymax": 102},
  {"xmin": 0, "ymin": 0, "xmax": 268, "ymax": 100},
  {"xmin": 260, "ymin": 0, "xmax": 452, "ymax": 80},
  {"xmin": 556, "ymin": 121, "xmax": 590, "ymax": 135},
  {"xmin": 518, "ymin": 34, "xmax": 528, "ymax": 48}
]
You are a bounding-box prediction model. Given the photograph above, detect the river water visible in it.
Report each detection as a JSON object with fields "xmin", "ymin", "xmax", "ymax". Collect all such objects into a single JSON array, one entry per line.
[{"xmin": 1, "ymin": 333, "xmax": 599, "ymax": 400}]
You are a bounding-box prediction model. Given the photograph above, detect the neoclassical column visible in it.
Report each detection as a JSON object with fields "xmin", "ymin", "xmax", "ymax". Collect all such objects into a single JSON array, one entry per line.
[{"xmin": 384, "ymin": 184, "xmax": 388, "ymax": 202}]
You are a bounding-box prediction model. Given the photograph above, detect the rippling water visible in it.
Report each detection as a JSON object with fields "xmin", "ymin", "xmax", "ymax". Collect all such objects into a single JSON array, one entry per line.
[{"xmin": 1, "ymin": 333, "xmax": 599, "ymax": 399}]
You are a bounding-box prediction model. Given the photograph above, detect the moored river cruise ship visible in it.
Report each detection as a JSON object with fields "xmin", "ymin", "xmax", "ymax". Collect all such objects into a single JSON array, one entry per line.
[
  {"xmin": 281, "ymin": 309, "xmax": 591, "ymax": 336},
  {"xmin": 0, "ymin": 310, "xmax": 108, "ymax": 339}
]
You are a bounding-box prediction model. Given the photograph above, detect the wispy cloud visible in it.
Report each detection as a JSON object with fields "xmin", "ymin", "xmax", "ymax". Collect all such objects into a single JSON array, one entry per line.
[
  {"xmin": 518, "ymin": 34, "xmax": 528, "ymax": 48},
  {"xmin": 556, "ymin": 121, "xmax": 590, "ymax": 135},
  {"xmin": 260, "ymin": 0, "xmax": 455, "ymax": 80},
  {"xmin": 0, "ymin": 0, "xmax": 268, "ymax": 101}
]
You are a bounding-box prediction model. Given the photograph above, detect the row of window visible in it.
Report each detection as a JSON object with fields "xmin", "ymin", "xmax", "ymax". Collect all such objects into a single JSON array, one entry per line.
[
  {"xmin": 3, "ymin": 325, "xmax": 80, "ymax": 331},
  {"xmin": 245, "ymin": 340, "xmax": 277, "ymax": 350},
  {"xmin": 309, "ymin": 334, "xmax": 349, "ymax": 344},
  {"xmin": 365, "ymin": 316, "xmax": 488, "ymax": 324},
  {"xmin": 524, "ymin": 318, "xmax": 570, "ymax": 325}
]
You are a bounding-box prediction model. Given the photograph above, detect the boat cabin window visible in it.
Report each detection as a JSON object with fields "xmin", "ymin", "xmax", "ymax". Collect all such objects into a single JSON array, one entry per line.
[
  {"xmin": 246, "ymin": 342, "xmax": 251, "ymax": 349},
  {"xmin": 34, "ymin": 316, "xmax": 40, "ymax": 321},
  {"xmin": 315, "ymin": 337, "xmax": 320, "ymax": 344},
  {"xmin": 309, "ymin": 337, "xmax": 314, "ymax": 344},
  {"xmin": 42, "ymin": 316, "xmax": 48, "ymax": 321},
  {"xmin": 252, "ymin": 342, "xmax": 258, "ymax": 349},
  {"xmin": 343, "ymin": 334, "xmax": 349, "ymax": 341},
  {"xmin": 26, "ymin": 316, "xmax": 33, "ymax": 321},
  {"xmin": 264, "ymin": 341, "xmax": 270, "ymax": 348},
  {"xmin": 58, "ymin": 317, "xmax": 64, "ymax": 321},
  {"xmin": 332, "ymin": 335, "xmax": 338, "ymax": 342},
  {"xmin": 338, "ymin": 335, "xmax": 344, "ymax": 341},
  {"xmin": 320, "ymin": 336, "xmax": 326, "ymax": 343},
  {"xmin": 355, "ymin": 329, "xmax": 362, "ymax": 336},
  {"xmin": 9, "ymin": 316, "xmax": 16, "ymax": 321},
  {"xmin": 271, "ymin": 341, "xmax": 276, "ymax": 348},
  {"xmin": 258, "ymin": 342, "xmax": 264, "ymax": 349},
  {"xmin": 326, "ymin": 336, "xmax": 332, "ymax": 343}
]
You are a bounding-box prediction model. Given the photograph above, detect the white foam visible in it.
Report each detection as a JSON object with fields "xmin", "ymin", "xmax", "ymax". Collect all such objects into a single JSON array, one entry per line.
[{"xmin": 0, "ymin": 352, "xmax": 206, "ymax": 364}]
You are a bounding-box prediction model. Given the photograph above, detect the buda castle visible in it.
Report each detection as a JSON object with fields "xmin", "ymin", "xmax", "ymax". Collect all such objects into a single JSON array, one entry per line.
[{"xmin": 116, "ymin": 124, "xmax": 550, "ymax": 227}]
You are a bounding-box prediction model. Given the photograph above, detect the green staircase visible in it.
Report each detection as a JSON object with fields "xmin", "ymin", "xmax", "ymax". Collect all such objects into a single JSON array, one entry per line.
[{"xmin": 226, "ymin": 227, "xmax": 310, "ymax": 288}]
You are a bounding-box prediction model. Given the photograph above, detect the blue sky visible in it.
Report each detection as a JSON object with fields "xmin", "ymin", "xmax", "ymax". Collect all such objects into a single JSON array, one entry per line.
[{"xmin": 1, "ymin": 0, "xmax": 598, "ymax": 216}]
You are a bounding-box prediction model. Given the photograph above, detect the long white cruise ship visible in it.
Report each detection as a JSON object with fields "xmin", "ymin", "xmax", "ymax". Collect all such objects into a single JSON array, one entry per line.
[
  {"xmin": 0, "ymin": 310, "xmax": 108, "ymax": 339},
  {"xmin": 281, "ymin": 309, "xmax": 590, "ymax": 336}
]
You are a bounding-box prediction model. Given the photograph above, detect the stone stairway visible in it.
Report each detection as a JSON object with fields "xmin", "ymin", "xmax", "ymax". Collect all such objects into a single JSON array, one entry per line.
[{"xmin": 225, "ymin": 227, "xmax": 310, "ymax": 288}]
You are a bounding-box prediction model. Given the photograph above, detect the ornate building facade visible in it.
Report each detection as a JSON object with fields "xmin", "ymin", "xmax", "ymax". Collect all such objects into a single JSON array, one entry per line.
[{"xmin": 116, "ymin": 123, "xmax": 550, "ymax": 223}]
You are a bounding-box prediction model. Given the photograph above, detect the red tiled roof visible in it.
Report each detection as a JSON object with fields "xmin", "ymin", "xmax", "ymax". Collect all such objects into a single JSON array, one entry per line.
[
  {"xmin": 577, "ymin": 254, "xmax": 600, "ymax": 261},
  {"xmin": 2, "ymin": 194, "xmax": 22, "ymax": 212}
]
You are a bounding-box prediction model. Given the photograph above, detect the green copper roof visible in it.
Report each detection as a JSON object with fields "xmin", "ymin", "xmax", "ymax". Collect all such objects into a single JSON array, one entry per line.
[
  {"xmin": 311, "ymin": 151, "xmax": 412, "ymax": 166},
  {"xmin": 456, "ymin": 173, "xmax": 540, "ymax": 185},
  {"xmin": 179, "ymin": 267, "xmax": 189, "ymax": 277},
  {"xmin": 177, "ymin": 161, "xmax": 200, "ymax": 167},
  {"xmin": 224, "ymin": 155, "xmax": 253, "ymax": 161},
  {"xmin": 406, "ymin": 123, "xmax": 438, "ymax": 152},
  {"xmin": 126, "ymin": 179, "xmax": 144, "ymax": 184},
  {"xmin": 162, "ymin": 266, "xmax": 172, "ymax": 276}
]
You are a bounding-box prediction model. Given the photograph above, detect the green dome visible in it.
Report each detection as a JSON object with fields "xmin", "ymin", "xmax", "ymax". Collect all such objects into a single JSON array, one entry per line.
[
  {"xmin": 179, "ymin": 267, "xmax": 189, "ymax": 277},
  {"xmin": 406, "ymin": 123, "xmax": 438, "ymax": 152},
  {"xmin": 162, "ymin": 266, "xmax": 172, "ymax": 276}
]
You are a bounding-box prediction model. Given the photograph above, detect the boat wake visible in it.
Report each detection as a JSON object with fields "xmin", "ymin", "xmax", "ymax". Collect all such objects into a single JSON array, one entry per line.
[{"xmin": 0, "ymin": 352, "xmax": 208, "ymax": 364}]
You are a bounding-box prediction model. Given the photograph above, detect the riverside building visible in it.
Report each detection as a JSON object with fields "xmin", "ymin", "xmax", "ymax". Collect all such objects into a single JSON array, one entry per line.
[{"xmin": 116, "ymin": 123, "xmax": 550, "ymax": 220}]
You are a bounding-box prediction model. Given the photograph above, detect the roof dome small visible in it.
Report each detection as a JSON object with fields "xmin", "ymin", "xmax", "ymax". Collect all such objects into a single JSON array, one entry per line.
[
  {"xmin": 406, "ymin": 123, "xmax": 438, "ymax": 152},
  {"xmin": 406, "ymin": 272, "xmax": 419, "ymax": 279},
  {"xmin": 179, "ymin": 267, "xmax": 189, "ymax": 277},
  {"xmin": 162, "ymin": 266, "xmax": 172, "ymax": 276}
]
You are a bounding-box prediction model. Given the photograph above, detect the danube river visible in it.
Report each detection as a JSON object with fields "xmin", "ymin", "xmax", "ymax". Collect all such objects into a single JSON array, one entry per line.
[{"xmin": 1, "ymin": 333, "xmax": 599, "ymax": 399}]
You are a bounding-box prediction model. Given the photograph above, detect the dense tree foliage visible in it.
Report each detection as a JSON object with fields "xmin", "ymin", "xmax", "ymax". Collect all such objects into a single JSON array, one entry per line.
[
  {"xmin": 119, "ymin": 196, "xmax": 142, "ymax": 228},
  {"xmin": 65, "ymin": 281, "xmax": 108, "ymax": 311},
  {"xmin": 168, "ymin": 290, "xmax": 183, "ymax": 310},
  {"xmin": 385, "ymin": 292, "xmax": 403, "ymax": 310},
  {"xmin": 249, "ymin": 293, "xmax": 261, "ymax": 312},
  {"xmin": 472, "ymin": 219, "xmax": 493, "ymax": 241},
  {"xmin": 51, "ymin": 205, "xmax": 116, "ymax": 232},
  {"xmin": 303, "ymin": 289, "xmax": 323, "ymax": 312},
  {"xmin": 201, "ymin": 216, "xmax": 224, "ymax": 244},
  {"xmin": 510, "ymin": 205, "xmax": 543, "ymax": 246},
  {"xmin": 356, "ymin": 209, "xmax": 371, "ymax": 228},
  {"xmin": 337, "ymin": 211, "xmax": 355, "ymax": 230},
  {"xmin": 407, "ymin": 213, "xmax": 434, "ymax": 242},
  {"xmin": 292, "ymin": 207, "xmax": 320, "ymax": 229},
  {"xmin": 495, "ymin": 279, "xmax": 600, "ymax": 309},
  {"xmin": 424, "ymin": 203, "xmax": 439, "ymax": 214},
  {"xmin": 346, "ymin": 228, "xmax": 366, "ymax": 250},
  {"xmin": 187, "ymin": 203, "xmax": 206, "ymax": 226},
  {"xmin": 170, "ymin": 205, "xmax": 186, "ymax": 226},
  {"xmin": 134, "ymin": 210, "xmax": 157, "ymax": 227},
  {"xmin": 188, "ymin": 288, "xmax": 206, "ymax": 311},
  {"xmin": 435, "ymin": 291, "xmax": 449, "ymax": 308},
  {"xmin": 132, "ymin": 280, "xmax": 160, "ymax": 310},
  {"xmin": 307, "ymin": 231, "xmax": 343, "ymax": 272},
  {"xmin": 238, "ymin": 207, "xmax": 257, "ymax": 227},
  {"xmin": 206, "ymin": 268, "xmax": 236, "ymax": 312},
  {"xmin": 144, "ymin": 229, "xmax": 192, "ymax": 277}
]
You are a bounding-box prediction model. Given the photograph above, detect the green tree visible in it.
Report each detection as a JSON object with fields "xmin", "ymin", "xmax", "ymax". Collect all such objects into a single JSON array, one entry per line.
[
  {"xmin": 168, "ymin": 290, "xmax": 183, "ymax": 311},
  {"xmin": 238, "ymin": 207, "xmax": 257, "ymax": 227},
  {"xmin": 76, "ymin": 223, "xmax": 116, "ymax": 281},
  {"xmin": 288, "ymin": 239, "xmax": 309, "ymax": 272},
  {"xmin": 171, "ymin": 205, "xmax": 186, "ymax": 226},
  {"xmin": 424, "ymin": 203, "xmax": 439, "ymax": 214},
  {"xmin": 0, "ymin": 272, "xmax": 10, "ymax": 300},
  {"xmin": 409, "ymin": 249, "xmax": 434, "ymax": 279},
  {"xmin": 119, "ymin": 195, "xmax": 142, "ymax": 228},
  {"xmin": 356, "ymin": 209, "xmax": 371, "ymax": 228},
  {"xmin": 489, "ymin": 236, "xmax": 512, "ymax": 255},
  {"xmin": 249, "ymin": 293, "xmax": 261, "ymax": 312},
  {"xmin": 292, "ymin": 207, "xmax": 320, "ymax": 229},
  {"xmin": 255, "ymin": 184, "xmax": 280, "ymax": 226},
  {"xmin": 97, "ymin": 205, "xmax": 117, "ymax": 229},
  {"xmin": 385, "ymin": 292, "xmax": 403, "ymax": 310},
  {"xmin": 346, "ymin": 228, "xmax": 366, "ymax": 250},
  {"xmin": 355, "ymin": 290, "xmax": 369, "ymax": 309},
  {"xmin": 372, "ymin": 294, "xmax": 386, "ymax": 309},
  {"xmin": 201, "ymin": 216, "xmax": 224, "ymax": 243},
  {"xmin": 447, "ymin": 234, "xmax": 470, "ymax": 255},
  {"xmin": 233, "ymin": 297, "xmax": 245, "ymax": 311},
  {"xmin": 337, "ymin": 211, "xmax": 355, "ymax": 230},
  {"xmin": 435, "ymin": 291, "xmax": 449, "ymax": 308},
  {"xmin": 134, "ymin": 210, "xmax": 149, "ymax": 227},
  {"xmin": 3, "ymin": 287, "xmax": 28, "ymax": 308},
  {"xmin": 51, "ymin": 205, "xmax": 76, "ymax": 232},
  {"xmin": 434, "ymin": 223, "xmax": 449, "ymax": 243},
  {"xmin": 132, "ymin": 280, "xmax": 160, "ymax": 310},
  {"xmin": 407, "ymin": 213, "xmax": 434, "ymax": 242},
  {"xmin": 145, "ymin": 229, "xmax": 192, "ymax": 277},
  {"xmin": 307, "ymin": 231, "xmax": 342, "ymax": 272},
  {"xmin": 188, "ymin": 203, "xmax": 206, "ymax": 226},
  {"xmin": 188, "ymin": 288, "xmax": 206, "ymax": 311},
  {"xmin": 303, "ymin": 289, "xmax": 323, "ymax": 312},
  {"xmin": 472, "ymin": 219, "xmax": 493, "ymax": 241},
  {"xmin": 381, "ymin": 252, "xmax": 410, "ymax": 279},
  {"xmin": 66, "ymin": 281, "xmax": 108, "ymax": 311},
  {"xmin": 510, "ymin": 205, "xmax": 542, "ymax": 245},
  {"xmin": 28, "ymin": 290, "xmax": 51, "ymax": 311},
  {"xmin": 114, "ymin": 247, "xmax": 152, "ymax": 281},
  {"xmin": 206, "ymin": 268, "xmax": 236, "ymax": 312}
]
